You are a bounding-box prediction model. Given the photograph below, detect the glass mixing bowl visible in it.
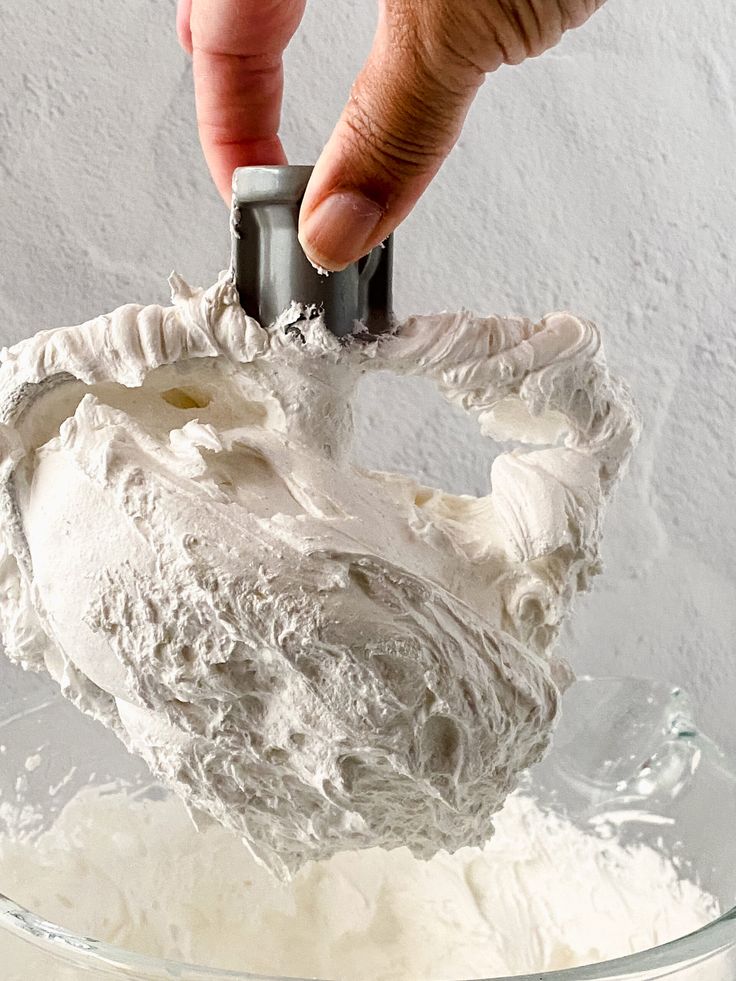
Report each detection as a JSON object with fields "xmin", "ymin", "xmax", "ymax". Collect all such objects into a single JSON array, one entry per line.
[{"xmin": 0, "ymin": 663, "xmax": 735, "ymax": 981}]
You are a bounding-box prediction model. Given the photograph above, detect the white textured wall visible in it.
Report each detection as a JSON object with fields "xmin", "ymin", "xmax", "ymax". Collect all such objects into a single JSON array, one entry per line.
[{"xmin": 1, "ymin": 1, "xmax": 735, "ymax": 751}]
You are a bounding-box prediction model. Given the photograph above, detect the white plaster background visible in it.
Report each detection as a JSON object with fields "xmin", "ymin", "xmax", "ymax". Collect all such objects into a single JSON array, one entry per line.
[{"xmin": 0, "ymin": 1, "xmax": 734, "ymax": 752}]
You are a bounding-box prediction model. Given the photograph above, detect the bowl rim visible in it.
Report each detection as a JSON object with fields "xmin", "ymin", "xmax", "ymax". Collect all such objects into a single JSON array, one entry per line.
[{"xmin": 0, "ymin": 892, "xmax": 734, "ymax": 981}]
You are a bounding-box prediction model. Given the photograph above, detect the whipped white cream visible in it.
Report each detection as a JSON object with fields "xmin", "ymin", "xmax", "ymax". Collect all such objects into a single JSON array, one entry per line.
[
  {"xmin": 0, "ymin": 785, "xmax": 717, "ymax": 980},
  {"xmin": 0, "ymin": 275, "xmax": 639, "ymax": 875}
]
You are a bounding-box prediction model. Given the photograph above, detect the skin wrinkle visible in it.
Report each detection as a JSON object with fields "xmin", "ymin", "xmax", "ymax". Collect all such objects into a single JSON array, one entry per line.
[
  {"xmin": 526, "ymin": 1, "xmax": 552, "ymax": 53},
  {"xmin": 194, "ymin": 52, "xmax": 285, "ymax": 133},
  {"xmin": 360, "ymin": 14, "xmax": 466, "ymax": 160},
  {"xmin": 389, "ymin": 1, "xmax": 487, "ymax": 92},
  {"xmin": 201, "ymin": 135, "xmax": 286, "ymax": 159},
  {"xmin": 410, "ymin": 3, "xmax": 501, "ymax": 81},
  {"xmin": 494, "ymin": 0, "xmax": 536, "ymax": 62},
  {"xmin": 341, "ymin": 70, "xmax": 460, "ymax": 191},
  {"xmin": 298, "ymin": 6, "xmax": 478, "ymax": 236}
]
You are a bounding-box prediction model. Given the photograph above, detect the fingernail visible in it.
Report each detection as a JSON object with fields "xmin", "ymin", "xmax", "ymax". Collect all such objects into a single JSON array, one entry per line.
[{"xmin": 299, "ymin": 190, "xmax": 383, "ymax": 272}]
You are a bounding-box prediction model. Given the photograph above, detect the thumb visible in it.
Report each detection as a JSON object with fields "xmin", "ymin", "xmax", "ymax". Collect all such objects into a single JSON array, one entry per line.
[{"xmin": 298, "ymin": 3, "xmax": 484, "ymax": 272}]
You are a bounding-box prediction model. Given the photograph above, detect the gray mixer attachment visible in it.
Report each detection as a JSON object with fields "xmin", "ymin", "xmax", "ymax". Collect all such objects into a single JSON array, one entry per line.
[{"xmin": 230, "ymin": 165, "xmax": 393, "ymax": 338}]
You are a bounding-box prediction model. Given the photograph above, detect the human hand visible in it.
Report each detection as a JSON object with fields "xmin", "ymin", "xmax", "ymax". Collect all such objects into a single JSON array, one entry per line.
[{"xmin": 177, "ymin": 1, "xmax": 605, "ymax": 271}]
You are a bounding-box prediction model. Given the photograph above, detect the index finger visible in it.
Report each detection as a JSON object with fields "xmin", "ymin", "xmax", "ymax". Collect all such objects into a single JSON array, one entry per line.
[{"xmin": 184, "ymin": 0, "xmax": 307, "ymax": 202}]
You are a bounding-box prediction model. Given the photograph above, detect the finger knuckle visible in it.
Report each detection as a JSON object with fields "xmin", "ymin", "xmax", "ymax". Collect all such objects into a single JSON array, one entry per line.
[
  {"xmin": 559, "ymin": 0, "xmax": 602, "ymax": 31},
  {"xmin": 421, "ymin": 1, "xmax": 548, "ymax": 73},
  {"xmin": 495, "ymin": 1, "xmax": 551, "ymax": 62}
]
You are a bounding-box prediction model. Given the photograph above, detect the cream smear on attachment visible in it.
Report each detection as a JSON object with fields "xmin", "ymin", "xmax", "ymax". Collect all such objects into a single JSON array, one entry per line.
[{"xmin": 0, "ymin": 274, "xmax": 639, "ymax": 876}]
